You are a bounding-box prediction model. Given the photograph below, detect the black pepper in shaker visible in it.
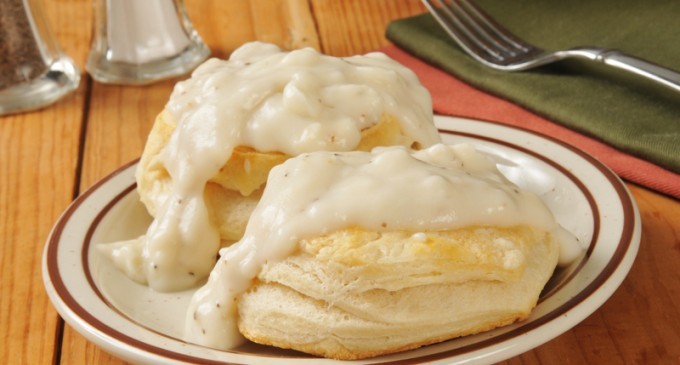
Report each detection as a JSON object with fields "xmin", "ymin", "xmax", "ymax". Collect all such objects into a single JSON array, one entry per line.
[
  {"xmin": 0, "ymin": 0, "xmax": 79, "ymax": 115},
  {"xmin": 0, "ymin": 0, "xmax": 49, "ymax": 89}
]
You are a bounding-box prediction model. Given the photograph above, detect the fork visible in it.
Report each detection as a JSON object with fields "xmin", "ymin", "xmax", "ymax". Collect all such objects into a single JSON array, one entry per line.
[{"xmin": 422, "ymin": 0, "xmax": 680, "ymax": 92}]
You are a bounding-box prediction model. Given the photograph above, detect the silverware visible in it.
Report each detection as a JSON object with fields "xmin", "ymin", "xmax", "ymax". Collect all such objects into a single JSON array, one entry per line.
[{"xmin": 422, "ymin": 0, "xmax": 680, "ymax": 92}]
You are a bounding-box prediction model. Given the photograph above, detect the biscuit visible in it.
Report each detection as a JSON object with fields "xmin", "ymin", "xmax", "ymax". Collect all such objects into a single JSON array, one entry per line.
[
  {"xmin": 136, "ymin": 110, "xmax": 424, "ymax": 242},
  {"xmin": 237, "ymin": 226, "xmax": 559, "ymax": 359}
]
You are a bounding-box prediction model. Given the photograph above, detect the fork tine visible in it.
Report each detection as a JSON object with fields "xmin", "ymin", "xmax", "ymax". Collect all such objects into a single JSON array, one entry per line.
[
  {"xmin": 455, "ymin": 0, "xmax": 534, "ymax": 53},
  {"xmin": 439, "ymin": 0, "xmax": 510, "ymax": 60},
  {"xmin": 426, "ymin": 0, "xmax": 680, "ymax": 88},
  {"xmin": 423, "ymin": 0, "xmax": 544, "ymax": 66},
  {"xmin": 446, "ymin": 0, "xmax": 526, "ymax": 57},
  {"xmin": 423, "ymin": 0, "xmax": 505, "ymax": 62}
]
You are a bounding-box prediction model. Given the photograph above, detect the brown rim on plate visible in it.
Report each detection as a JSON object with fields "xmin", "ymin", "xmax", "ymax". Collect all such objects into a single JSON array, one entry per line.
[
  {"xmin": 443, "ymin": 128, "xmax": 602, "ymax": 303},
  {"xmin": 44, "ymin": 120, "xmax": 637, "ymax": 364}
]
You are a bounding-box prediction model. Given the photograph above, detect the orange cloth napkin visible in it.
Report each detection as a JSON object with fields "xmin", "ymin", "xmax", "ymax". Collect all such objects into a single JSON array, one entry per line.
[{"xmin": 383, "ymin": 45, "xmax": 680, "ymax": 199}]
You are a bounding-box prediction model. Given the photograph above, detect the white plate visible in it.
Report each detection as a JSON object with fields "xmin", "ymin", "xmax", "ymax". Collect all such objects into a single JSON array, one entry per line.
[{"xmin": 43, "ymin": 116, "xmax": 641, "ymax": 365}]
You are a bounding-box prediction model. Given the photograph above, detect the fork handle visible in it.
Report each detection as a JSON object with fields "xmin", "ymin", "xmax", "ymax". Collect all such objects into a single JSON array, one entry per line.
[{"xmin": 588, "ymin": 49, "xmax": 680, "ymax": 92}]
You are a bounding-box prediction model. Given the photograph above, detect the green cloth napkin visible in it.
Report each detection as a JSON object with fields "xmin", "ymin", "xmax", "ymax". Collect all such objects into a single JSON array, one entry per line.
[{"xmin": 386, "ymin": 0, "xmax": 680, "ymax": 174}]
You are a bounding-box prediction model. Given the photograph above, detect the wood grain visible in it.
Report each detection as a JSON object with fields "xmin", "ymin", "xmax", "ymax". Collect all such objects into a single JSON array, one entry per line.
[
  {"xmin": 500, "ymin": 184, "xmax": 680, "ymax": 365},
  {"xmin": 311, "ymin": 0, "xmax": 425, "ymax": 55},
  {"xmin": 0, "ymin": 106, "xmax": 83, "ymax": 365},
  {"xmin": 1, "ymin": 0, "xmax": 678, "ymax": 364},
  {"xmin": 0, "ymin": 0, "xmax": 89, "ymax": 363}
]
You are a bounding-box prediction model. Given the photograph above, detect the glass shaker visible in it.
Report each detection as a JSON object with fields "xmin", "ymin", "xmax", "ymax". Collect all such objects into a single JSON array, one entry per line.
[
  {"xmin": 0, "ymin": 0, "xmax": 81, "ymax": 116},
  {"xmin": 86, "ymin": 0, "xmax": 210, "ymax": 85}
]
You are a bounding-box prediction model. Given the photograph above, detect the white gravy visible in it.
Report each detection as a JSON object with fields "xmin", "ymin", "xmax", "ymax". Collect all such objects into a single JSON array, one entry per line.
[
  {"xmin": 184, "ymin": 143, "xmax": 584, "ymax": 349},
  {"xmin": 99, "ymin": 42, "xmax": 439, "ymax": 292}
]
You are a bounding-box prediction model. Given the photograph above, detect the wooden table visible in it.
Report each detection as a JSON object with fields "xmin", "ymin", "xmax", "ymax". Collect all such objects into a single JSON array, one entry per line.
[{"xmin": 1, "ymin": 1, "xmax": 678, "ymax": 364}]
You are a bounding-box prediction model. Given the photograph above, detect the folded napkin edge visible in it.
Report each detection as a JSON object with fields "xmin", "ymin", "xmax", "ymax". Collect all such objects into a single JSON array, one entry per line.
[
  {"xmin": 381, "ymin": 44, "xmax": 680, "ymax": 200},
  {"xmin": 385, "ymin": 14, "xmax": 680, "ymax": 176}
]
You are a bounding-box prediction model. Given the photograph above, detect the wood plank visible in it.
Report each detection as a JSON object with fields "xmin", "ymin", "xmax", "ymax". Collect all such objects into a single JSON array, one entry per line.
[
  {"xmin": 609, "ymin": 185, "xmax": 680, "ymax": 363},
  {"xmin": 496, "ymin": 185, "xmax": 680, "ymax": 364},
  {"xmin": 184, "ymin": 0, "xmax": 256, "ymax": 59},
  {"xmin": 186, "ymin": 0, "xmax": 319, "ymax": 57},
  {"xmin": 0, "ymin": 0, "xmax": 90, "ymax": 364},
  {"xmin": 311, "ymin": 0, "xmax": 425, "ymax": 55},
  {"xmin": 0, "ymin": 105, "xmax": 84, "ymax": 365},
  {"xmin": 251, "ymin": 0, "xmax": 320, "ymax": 50}
]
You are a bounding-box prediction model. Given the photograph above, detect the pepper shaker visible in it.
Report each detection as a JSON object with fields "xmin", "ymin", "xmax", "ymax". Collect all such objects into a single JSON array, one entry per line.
[
  {"xmin": 0, "ymin": 0, "xmax": 80, "ymax": 116},
  {"xmin": 86, "ymin": 0, "xmax": 210, "ymax": 85}
]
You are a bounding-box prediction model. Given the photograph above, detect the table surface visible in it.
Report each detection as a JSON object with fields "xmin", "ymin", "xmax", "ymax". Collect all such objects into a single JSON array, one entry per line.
[{"xmin": 1, "ymin": 0, "xmax": 679, "ymax": 364}]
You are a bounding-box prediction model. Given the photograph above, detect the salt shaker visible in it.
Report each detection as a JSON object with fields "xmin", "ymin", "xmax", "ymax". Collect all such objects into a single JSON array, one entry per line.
[
  {"xmin": 86, "ymin": 0, "xmax": 210, "ymax": 85},
  {"xmin": 0, "ymin": 0, "xmax": 80, "ymax": 116}
]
